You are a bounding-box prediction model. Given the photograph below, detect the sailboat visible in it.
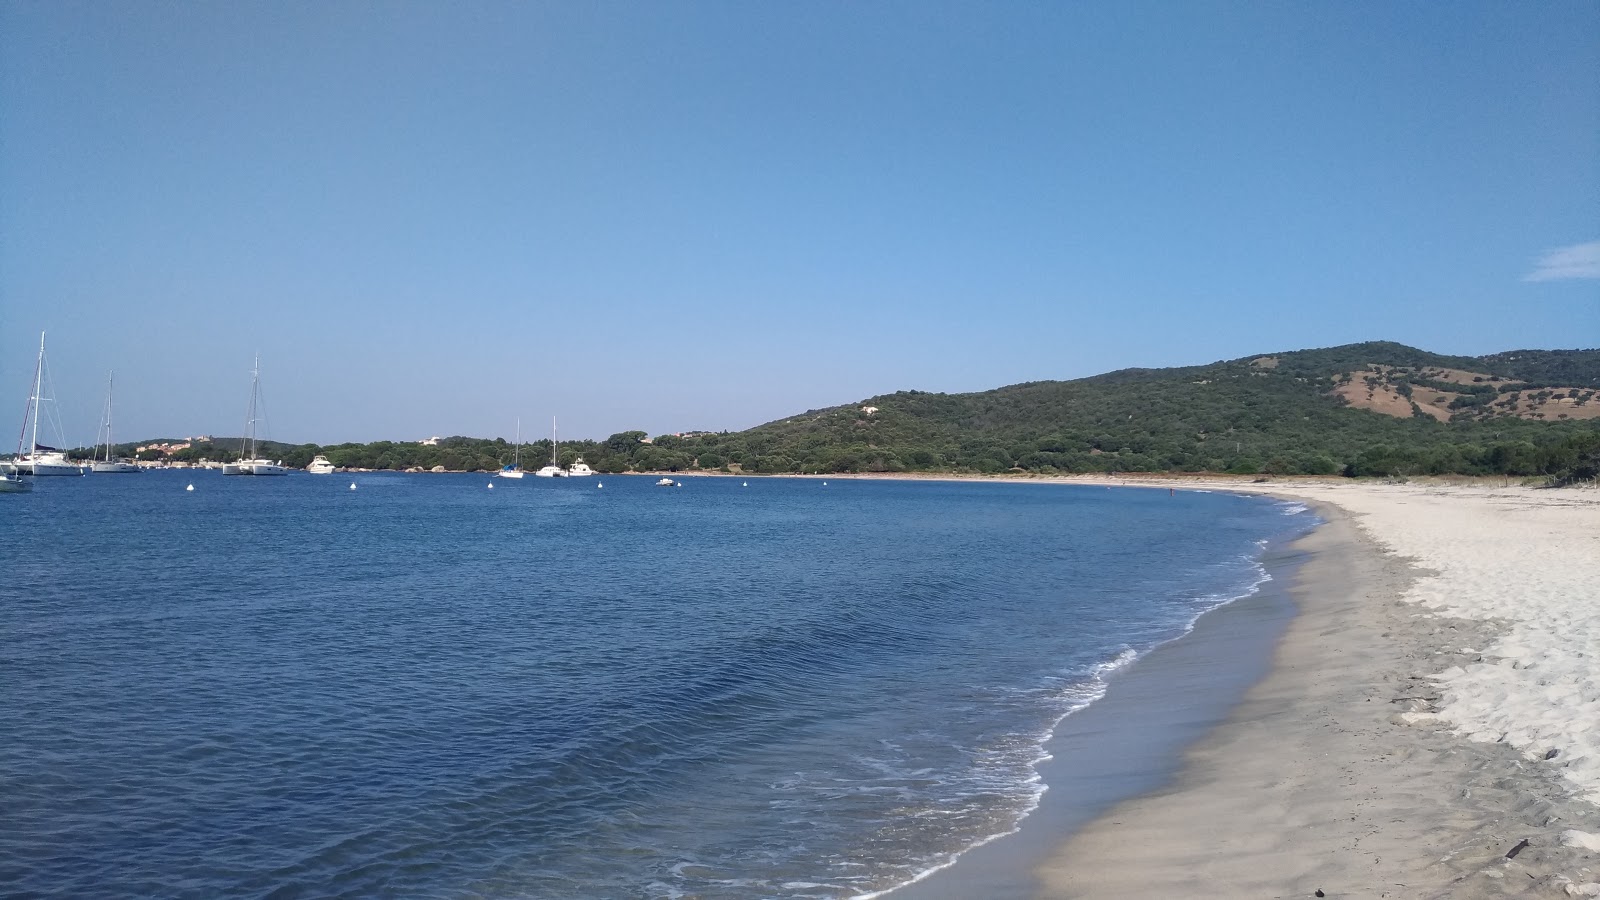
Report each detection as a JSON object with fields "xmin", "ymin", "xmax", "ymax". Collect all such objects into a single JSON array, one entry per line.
[
  {"xmin": 534, "ymin": 416, "xmax": 565, "ymax": 477},
  {"xmin": 497, "ymin": 418, "xmax": 526, "ymax": 478},
  {"xmin": 90, "ymin": 372, "xmax": 140, "ymax": 473},
  {"xmin": 13, "ymin": 331, "xmax": 84, "ymax": 477},
  {"xmin": 220, "ymin": 355, "xmax": 287, "ymax": 476},
  {"xmin": 3, "ymin": 337, "xmax": 40, "ymax": 492}
]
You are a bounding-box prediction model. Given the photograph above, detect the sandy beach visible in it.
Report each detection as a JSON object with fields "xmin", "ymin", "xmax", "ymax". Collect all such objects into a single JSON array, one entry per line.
[
  {"xmin": 869, "ymin": 475, "xmax": 1600, "ymax": 898},
  {"xmin": 1033, "ymin": 479, "xmax": 1600, "ymax": 898}
]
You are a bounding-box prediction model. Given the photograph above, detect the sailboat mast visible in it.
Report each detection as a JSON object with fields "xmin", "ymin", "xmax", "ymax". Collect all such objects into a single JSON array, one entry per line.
[
  {"xmin": 552, "ymin": 415, "xmax": 558, "ymax": 467},
  {"xmin": 28, "ymin": 332, "xmax": 45, "ymax": 459},
  {"xmin": 102, "ymin": 372, "xmax": 115, "ymax": 462},
  {"xmin": 514, "ymin": 417, "xmax": 521, "ymax": 467},
  {"xmin": 241, "ymin": 354, "xmax": 259, "ymax": 461}
]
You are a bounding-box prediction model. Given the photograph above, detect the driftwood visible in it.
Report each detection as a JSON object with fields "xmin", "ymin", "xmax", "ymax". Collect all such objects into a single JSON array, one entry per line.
[{"xmin": 1505, "ymin": 839, "xmax": 1530, "ymax": 859}]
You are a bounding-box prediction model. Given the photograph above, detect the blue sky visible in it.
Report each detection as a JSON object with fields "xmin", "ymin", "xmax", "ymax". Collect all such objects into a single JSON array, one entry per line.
[{"xmin": 3, "ymin": 2, "xmax": 1596, "ymax": 445}]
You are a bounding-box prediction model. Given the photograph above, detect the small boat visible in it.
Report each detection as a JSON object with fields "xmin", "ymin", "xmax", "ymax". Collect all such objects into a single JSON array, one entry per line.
[
  {"xmin": 497, "ymin": 418, "xmax": 526, "ymax": 478},
  {"xmin": 307, "ymin": 455, "xmax": 336, "ymax": 474},
  {"xmin": 222, "ymin": 355, "xmax": 288, "ymax": 476},
  {"xmin": 656, "ymin": 477, "xmax": 675, "ymax": 487},
  {"xmin": 567, "ymin": 458, "xmax": 595, "ymax": 477},
  {"xmin": 90, "ymin": 372, "xmax": 140, "ymax": 474}
]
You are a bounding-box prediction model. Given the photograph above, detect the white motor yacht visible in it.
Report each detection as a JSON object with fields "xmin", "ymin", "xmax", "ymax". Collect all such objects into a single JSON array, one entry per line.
[{"xmin": 307, "ymin": 455, "xmax": 336, "ymax": 474}]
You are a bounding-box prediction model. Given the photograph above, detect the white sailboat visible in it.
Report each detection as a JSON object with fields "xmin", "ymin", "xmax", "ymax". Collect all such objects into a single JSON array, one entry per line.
[
  {"xmin": 497, "ymin": 418, "xmax": 526, "ymax": 478},
  {"xmin": 534, "ymin": 416, "xmax": 565, "ymax": 477},
  {"xmin": 3, "ymin": 336, "xmax": 41, "ymax": 492},
  {"xmin": 90, "ymin": 372, "xmax": 140, "ymax": 473},
  {"xmin": 221, "ymin": 355, "xmax": 287, "ymax": 476},
  {"xmin": 13, "ymin": 331, "xmax": 84, "ymax": 477}
]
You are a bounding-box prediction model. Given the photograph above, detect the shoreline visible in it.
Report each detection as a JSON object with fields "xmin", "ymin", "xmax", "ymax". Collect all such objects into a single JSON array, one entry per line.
[
  {"xmin": 887, "ymin": 478, "xmax": 1600, "ymax": 898},
  {"xmin": 884, "ymin": 503, "xmax": 1313, "ymax": 899}
]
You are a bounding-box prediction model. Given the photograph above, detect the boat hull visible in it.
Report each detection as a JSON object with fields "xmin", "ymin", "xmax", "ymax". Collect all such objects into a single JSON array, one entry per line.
[
  {"xmin": 91, "ymin": 460, "xmax": 141, "ymax": 474},
  {"xmin": 0, "ymin": 475, "xmax": 31, "ymax": 493},
  {"xmin": 222, "ymin": 460, "xmax": 287, "ymax": 476},
  {"xmin": 18, "ymin": 454, "xmax": 84, "ymax": 476}
]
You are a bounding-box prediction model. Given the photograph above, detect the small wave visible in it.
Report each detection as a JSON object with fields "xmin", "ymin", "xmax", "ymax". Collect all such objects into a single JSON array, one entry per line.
[{"xmin": 863, "ymin": 546, "xmax": 1284, "ymax": 897}]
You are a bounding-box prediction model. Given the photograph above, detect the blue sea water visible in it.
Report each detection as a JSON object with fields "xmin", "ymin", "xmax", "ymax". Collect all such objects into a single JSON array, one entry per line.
[{"xmin": 0, "ymin": 473, "xmax": 1315, "ymax": 898}]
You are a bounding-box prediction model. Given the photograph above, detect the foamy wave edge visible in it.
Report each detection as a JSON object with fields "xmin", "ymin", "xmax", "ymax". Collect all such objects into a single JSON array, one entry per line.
[{"xmin": 862, "ymin": 504, "xmax": 1322, "ymax": 898}]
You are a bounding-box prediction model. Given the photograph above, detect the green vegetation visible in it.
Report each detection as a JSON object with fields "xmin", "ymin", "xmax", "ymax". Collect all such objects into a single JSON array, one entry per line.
[{"xmin": 108, "ymin": 342, "xmax": 1600, "ymax": 484}]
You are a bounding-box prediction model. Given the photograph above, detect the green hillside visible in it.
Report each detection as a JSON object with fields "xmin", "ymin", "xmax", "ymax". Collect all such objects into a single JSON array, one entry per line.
[
  {"xmin": 110, "ymin": 342, "xmax": 1600, "ymax": 482},
  {"xmin": 672, "ymin": 342, "xmax": 1600, "ymax": 480}
]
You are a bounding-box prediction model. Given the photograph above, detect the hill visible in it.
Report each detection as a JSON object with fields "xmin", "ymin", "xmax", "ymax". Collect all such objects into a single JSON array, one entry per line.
[{"xmin": 665, "ymin": 341, "xmax": 1600, "ymax": 480}]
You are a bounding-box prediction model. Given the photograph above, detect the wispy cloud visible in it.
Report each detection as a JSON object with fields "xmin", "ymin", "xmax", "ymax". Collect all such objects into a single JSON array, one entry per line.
[{"xmin": 1524, "ymin": 239, "xmax": 1600, "ymax": 282}]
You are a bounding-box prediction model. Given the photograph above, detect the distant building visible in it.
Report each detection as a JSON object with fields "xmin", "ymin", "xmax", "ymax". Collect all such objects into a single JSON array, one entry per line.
[
  {"xmin": 861, "ymin": 406, "xmax": 879, "ymax": 415},
  {"xmin": 135, "ymin": 441, "xmax": 192, "ymax": 454},
  {"xmin": 418, "ymin": 436, "xmax": 441, "ymax": 446}
]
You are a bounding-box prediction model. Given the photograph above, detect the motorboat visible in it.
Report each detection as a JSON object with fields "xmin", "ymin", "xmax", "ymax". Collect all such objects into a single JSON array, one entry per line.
[
  {"xmin": 307, "ymin": 455, "xmax": 336, "ymax": 474},
  {"xmin": 567, "ymin": 458, "xmax": 595, "ymax": 477},
  {"xmin": 656, "ymin": 477, "xmax": 675, "ymax": 487}
]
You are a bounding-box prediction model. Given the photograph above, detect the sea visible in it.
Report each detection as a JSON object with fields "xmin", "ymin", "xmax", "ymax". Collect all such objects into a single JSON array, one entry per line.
[{"xmin": 0, "ymin": 472, "xmax": 1317, "ymax": 898}]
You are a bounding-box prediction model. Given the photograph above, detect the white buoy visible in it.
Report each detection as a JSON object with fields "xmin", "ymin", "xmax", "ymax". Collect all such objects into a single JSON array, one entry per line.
[
  {"xmin": 488, "ymin": 482, "xmax": 494, "ymax": 489},
  {"xmin": 186, "ymin": 483, "xmax": 194, "ymax": 492},
  {"xmin": 823, "ymin": 481, "xmax": 828, "ymax": 486},
  {"xmin": 349, "ymin": 482, "xmax": 357, "ymax": 491},
  {"xmin": 598, "ymin": 482, "xmax": 603, "ymax": 489}
]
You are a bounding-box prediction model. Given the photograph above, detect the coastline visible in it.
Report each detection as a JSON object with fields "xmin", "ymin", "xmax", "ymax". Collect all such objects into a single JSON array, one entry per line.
[
  {"xmin": 884, "ymin": 508, "xmax": 1312, "ymax": 899},
  {"xmin": 882, "ymin": 477, "xmax": 1600, "ymax": 898}
]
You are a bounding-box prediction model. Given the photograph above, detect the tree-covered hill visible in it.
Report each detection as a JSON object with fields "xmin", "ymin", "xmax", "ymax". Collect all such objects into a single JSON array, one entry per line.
[
  {"xmin": 100, "ymin": 343, "xmax": 1599, "ymax": 481},
  {"xmin": 678, "ymin": 342, "xmax": 1599, "ymax": 480}
]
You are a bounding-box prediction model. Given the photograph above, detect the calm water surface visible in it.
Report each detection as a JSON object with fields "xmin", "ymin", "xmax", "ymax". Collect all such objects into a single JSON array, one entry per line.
[{"xmin": 0, "ymin": 473, "xmax": 1313, "ymax": 898}]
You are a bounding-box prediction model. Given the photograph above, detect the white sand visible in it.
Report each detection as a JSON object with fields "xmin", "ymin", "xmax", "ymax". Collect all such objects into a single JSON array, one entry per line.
[
  {"xmin": 1259, "ymin": 483, "xmax": 1600, "ymax": 808},
  {"xmin": 1033, "ymin": 478, "xmax": 1600, "ymax": 898}
]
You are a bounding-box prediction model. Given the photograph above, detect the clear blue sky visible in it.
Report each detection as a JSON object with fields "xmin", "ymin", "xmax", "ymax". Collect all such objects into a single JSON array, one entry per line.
[{"xmin": 3, "ymin": 2, "xmax": 1596, "ymax": 445}]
